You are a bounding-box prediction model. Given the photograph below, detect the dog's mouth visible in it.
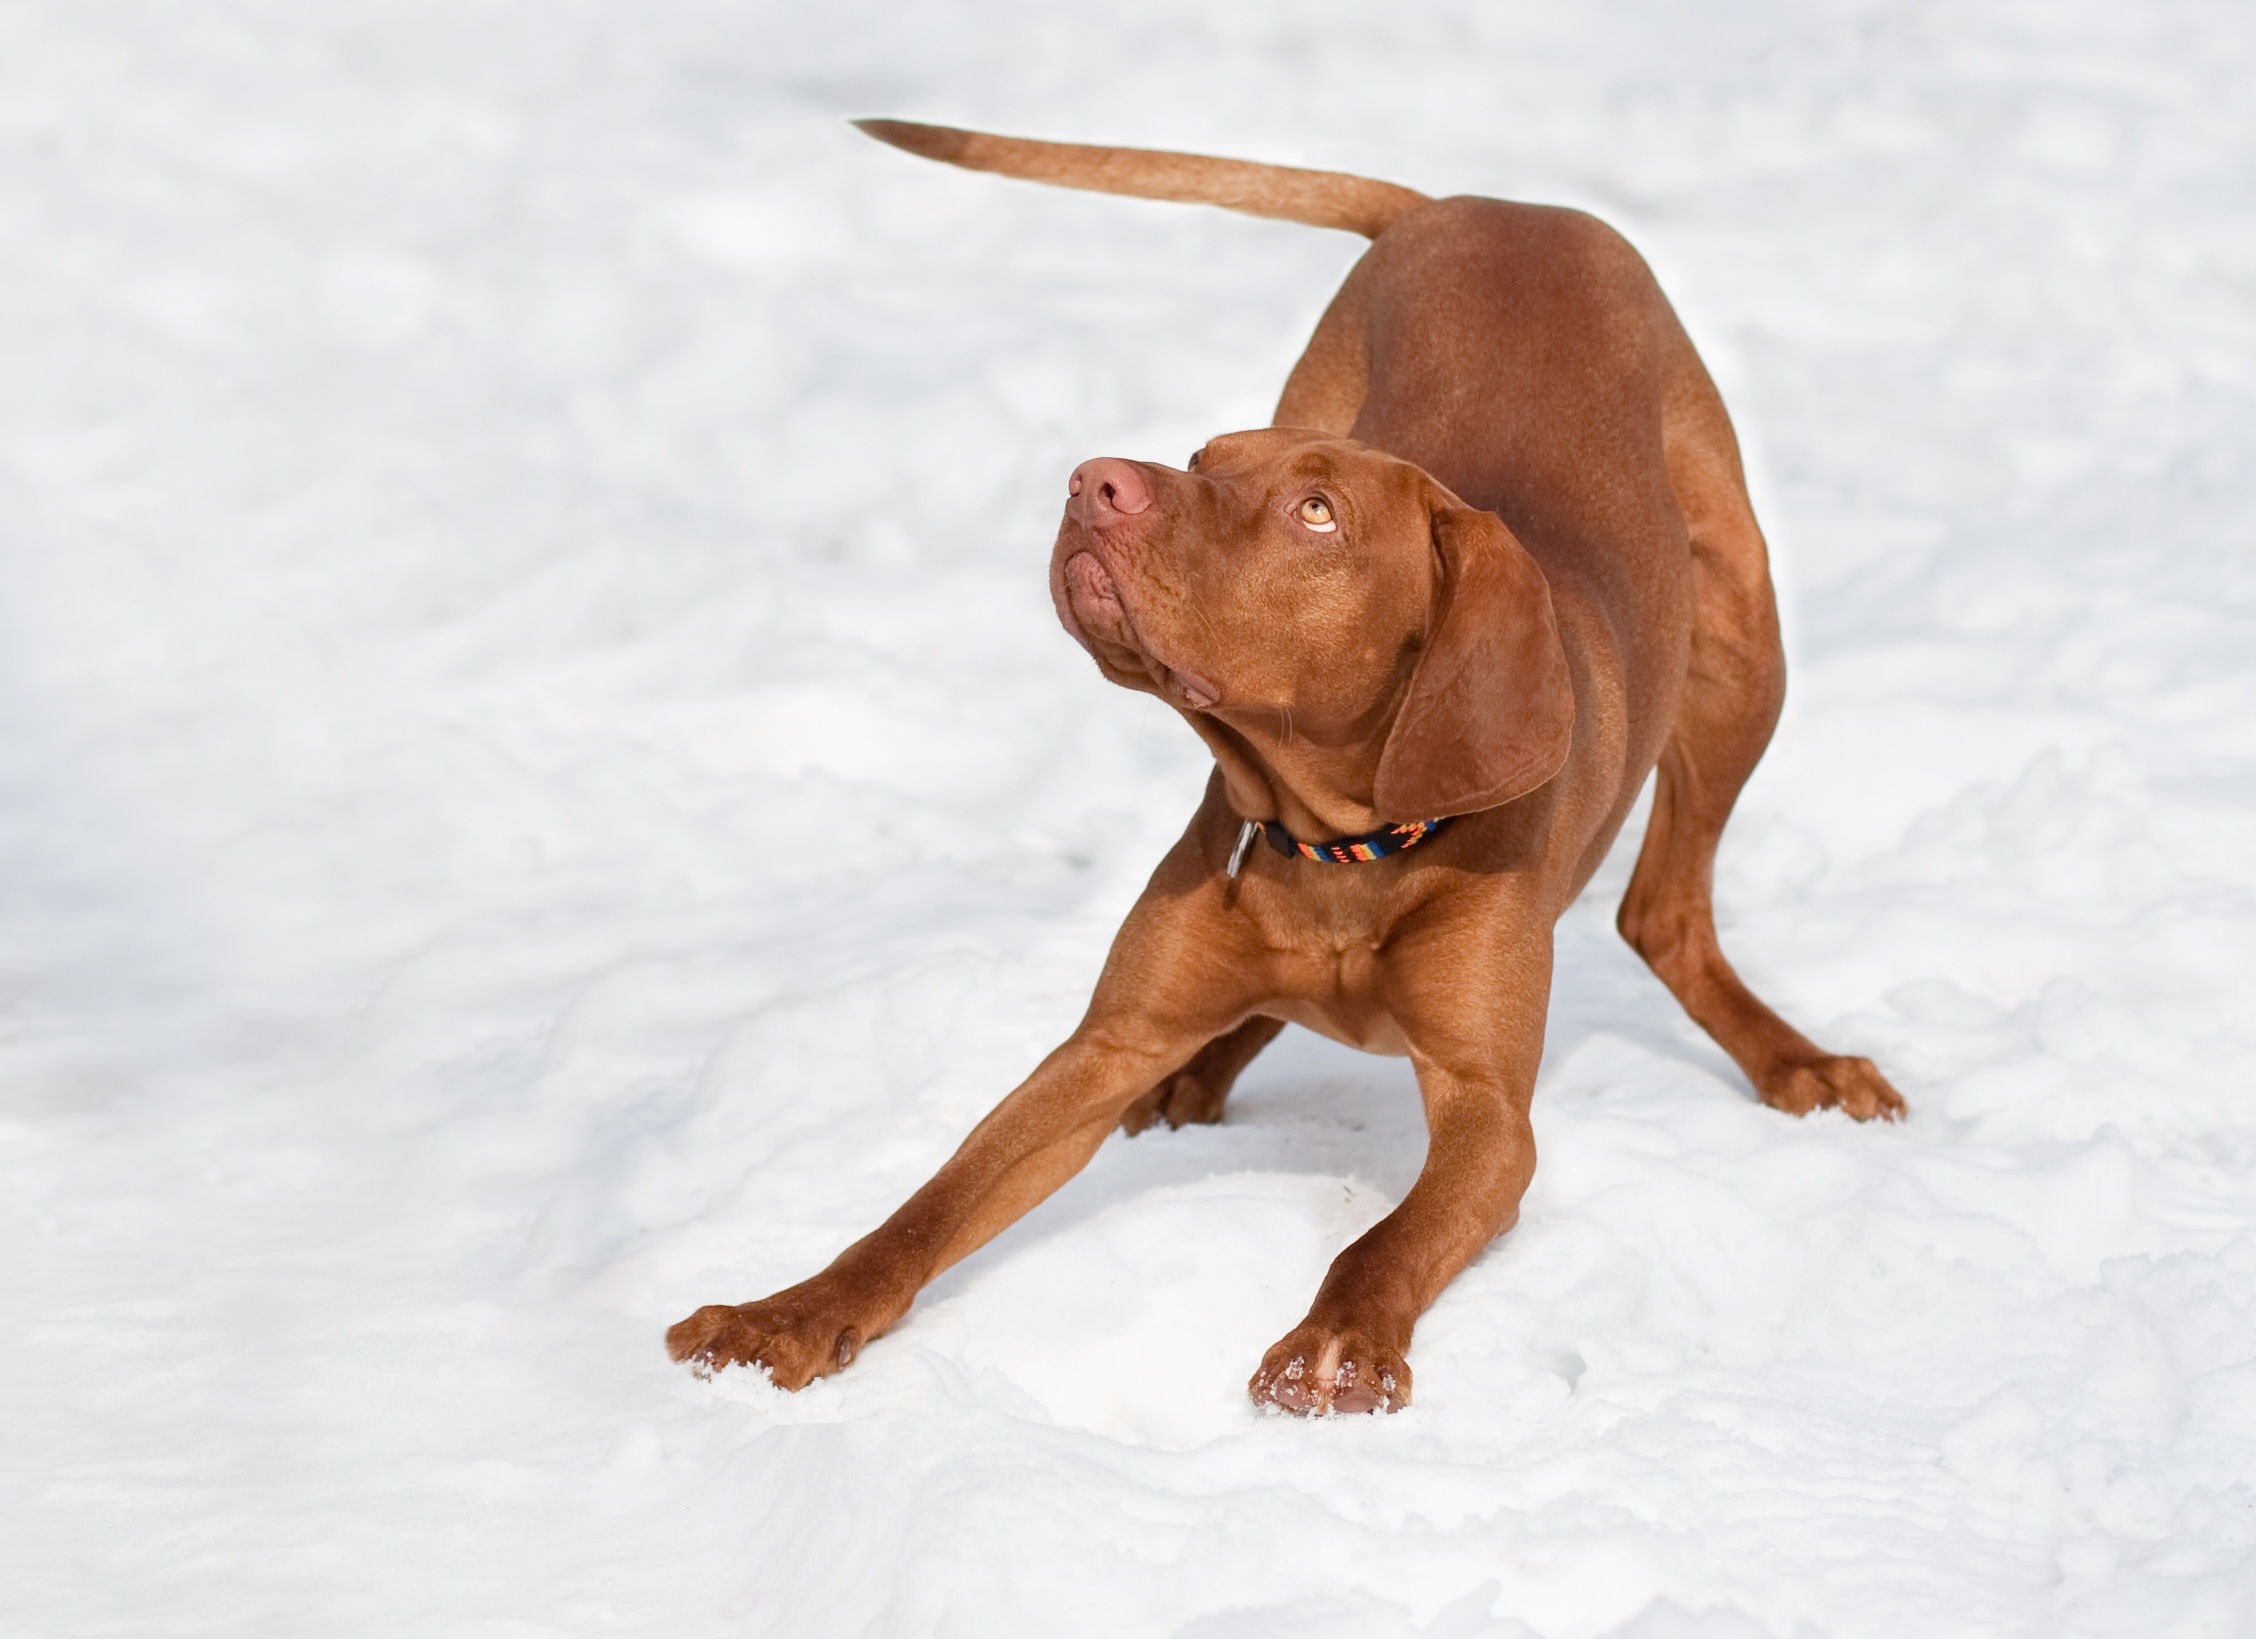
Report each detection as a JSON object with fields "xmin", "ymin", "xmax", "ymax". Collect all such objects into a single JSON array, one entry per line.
[{"xmin": 1054, "ymin": 548, "xmax": 1221, "ymax": 710}]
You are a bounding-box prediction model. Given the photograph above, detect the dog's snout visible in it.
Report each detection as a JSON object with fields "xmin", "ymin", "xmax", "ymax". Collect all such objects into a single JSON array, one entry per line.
[{"xmin": 1066, "ymin": 457, "xmax": 1153, "ymax": 525}]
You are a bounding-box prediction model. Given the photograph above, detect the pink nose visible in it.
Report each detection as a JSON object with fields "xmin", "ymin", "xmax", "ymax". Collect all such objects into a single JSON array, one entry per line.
[{"xmin": 1066, "ymin": 457, "xmax": 1153, "ymax": 524}]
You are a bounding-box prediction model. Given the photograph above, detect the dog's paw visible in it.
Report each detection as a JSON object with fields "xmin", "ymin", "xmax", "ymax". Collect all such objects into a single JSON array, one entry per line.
[
  {"xmin": 1761, "ymin": 1054, "xmax": 1906, "ymax": 1122},
  {"xmin": 1118, "ymin": 1069, "xmax": 1228, "ymax": 1135},
  {"xmin": 664, "ymin": 1291, "xmax": 866, "ymax": 1388},
  {"xmin": 1249, "ymin": 1323, "xmax": 1411, "ymax": 1416}
]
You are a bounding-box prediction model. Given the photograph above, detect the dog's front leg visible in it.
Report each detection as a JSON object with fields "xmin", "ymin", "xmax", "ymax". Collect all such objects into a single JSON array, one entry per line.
[
  {"xmin": 1250, "ymin": 921, "xmax": 1551, "ymax": 1416},
  {"xmin": 667, "ymin": 865, "xmax": 1256, "ymax": 1388}
]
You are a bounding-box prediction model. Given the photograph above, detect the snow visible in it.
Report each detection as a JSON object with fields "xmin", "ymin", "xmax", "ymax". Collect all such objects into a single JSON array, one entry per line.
[{"xmin": 5, "ymin": 1, "xmax": 2256, "ymax": 1634}]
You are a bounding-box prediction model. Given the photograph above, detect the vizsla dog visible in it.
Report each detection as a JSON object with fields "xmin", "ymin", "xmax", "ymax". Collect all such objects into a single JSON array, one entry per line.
[{"xmin": 667, "ymin": 122, "xmax": 1904, "ymax": 1415}]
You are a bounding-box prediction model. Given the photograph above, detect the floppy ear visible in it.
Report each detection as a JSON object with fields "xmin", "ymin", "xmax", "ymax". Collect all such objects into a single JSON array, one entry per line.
[{"xmin": 1371, "ymin": 499, "xmax": 1575, "ymax": 821}]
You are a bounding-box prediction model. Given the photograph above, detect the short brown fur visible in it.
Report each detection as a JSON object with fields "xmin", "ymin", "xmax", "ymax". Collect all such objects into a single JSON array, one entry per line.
[{"xmin": 667, "ymin": 125, "xmax": 1903, "ymax": 1415}]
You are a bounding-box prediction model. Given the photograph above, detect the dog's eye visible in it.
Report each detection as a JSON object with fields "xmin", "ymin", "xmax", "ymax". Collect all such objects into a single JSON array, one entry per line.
[{"xmin": 1297, "ymin": 495, "xmax": 1338, "ymax": 532}]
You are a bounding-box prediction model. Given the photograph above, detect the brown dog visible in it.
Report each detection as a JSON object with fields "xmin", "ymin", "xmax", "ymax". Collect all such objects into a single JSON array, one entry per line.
[{"xmin": 667, "ymin": 123, "xmax": 1904, "ymax": 1415}]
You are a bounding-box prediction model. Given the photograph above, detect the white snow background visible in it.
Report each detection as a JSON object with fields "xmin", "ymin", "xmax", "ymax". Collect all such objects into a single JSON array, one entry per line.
[{"xmin": 5, "ymin": 1, "xmax": 2255, "ymax": 1634}]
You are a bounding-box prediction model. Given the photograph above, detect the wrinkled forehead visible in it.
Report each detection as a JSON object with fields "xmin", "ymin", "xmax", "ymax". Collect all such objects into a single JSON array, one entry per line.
[{"xmin": 1190, "ymin": 428, "xmax": 1406, "ymax": 489}]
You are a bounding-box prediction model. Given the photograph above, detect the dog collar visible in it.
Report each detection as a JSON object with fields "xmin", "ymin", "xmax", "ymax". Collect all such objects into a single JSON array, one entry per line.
[{"xmin": 1226, "ymin": 815, "xmax": 1450, "ymax": 877}]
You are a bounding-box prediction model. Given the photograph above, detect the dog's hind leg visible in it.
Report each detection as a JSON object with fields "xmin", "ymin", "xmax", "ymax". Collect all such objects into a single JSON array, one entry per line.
[
  {"xmin": 1617, "ymin": 373, "xmax": 1904, "ymax": 1121},
  {"xmin": 1119, "ymin": 1015, "xmax": 1285, "ymax": 1134}
]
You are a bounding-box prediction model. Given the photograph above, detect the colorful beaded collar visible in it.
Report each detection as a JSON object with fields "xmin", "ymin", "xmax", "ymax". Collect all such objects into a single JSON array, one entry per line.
[{"xmin": 1226, "ymin": 815, "xmax": 1450, "ymax": 878}]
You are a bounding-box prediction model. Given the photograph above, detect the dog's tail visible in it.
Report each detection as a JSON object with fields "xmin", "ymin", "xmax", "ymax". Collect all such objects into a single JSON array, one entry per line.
[{"xmin": 853, "ymin": 119, "xmax": 1429, "ymax": 240}]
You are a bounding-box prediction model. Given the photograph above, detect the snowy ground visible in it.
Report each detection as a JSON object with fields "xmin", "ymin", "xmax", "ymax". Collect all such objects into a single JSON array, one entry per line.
[{"xmin": 5, "ymin": 2, "xmax": 2256, "ymax": 1634}]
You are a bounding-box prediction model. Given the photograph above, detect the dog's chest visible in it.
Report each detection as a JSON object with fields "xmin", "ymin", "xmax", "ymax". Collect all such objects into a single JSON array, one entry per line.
[
  {"xmin": 1256, "ymin": 927, "xmax": 1412, "ymax": 1057},
  {"xmin": 1266, "ymin": 993, "xmax": 1412, "ymax": 1057}
]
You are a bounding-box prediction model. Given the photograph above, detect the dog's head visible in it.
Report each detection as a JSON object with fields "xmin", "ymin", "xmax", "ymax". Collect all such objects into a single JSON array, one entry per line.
[{"xmin": 1051, "ymin": 428, "xmax": 1574, "ymax": 827}]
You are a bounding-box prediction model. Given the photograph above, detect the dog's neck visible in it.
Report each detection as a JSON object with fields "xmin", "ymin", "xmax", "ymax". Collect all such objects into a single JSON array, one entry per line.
[{"xmin": 1187, "ymin": 710, "xmax": 1393, "ymax": 841}]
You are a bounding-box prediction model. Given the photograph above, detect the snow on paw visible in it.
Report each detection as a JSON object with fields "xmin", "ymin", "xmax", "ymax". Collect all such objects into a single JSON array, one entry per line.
[
  {"xmin": 1248, "ymin": 1324, "xmax": 1410, "ymax": 1416},
  {"xmin": 663, "ymin": 1296, "xmax": 862, "ymax": 1389},
  {"xmin": 1118, "ymin": 1069, "xmax": 1227, "ymax": 1135},
  {"xmin": 1762, "ymin": 1054, "xmax": 1906, "ymax": 1122}
]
